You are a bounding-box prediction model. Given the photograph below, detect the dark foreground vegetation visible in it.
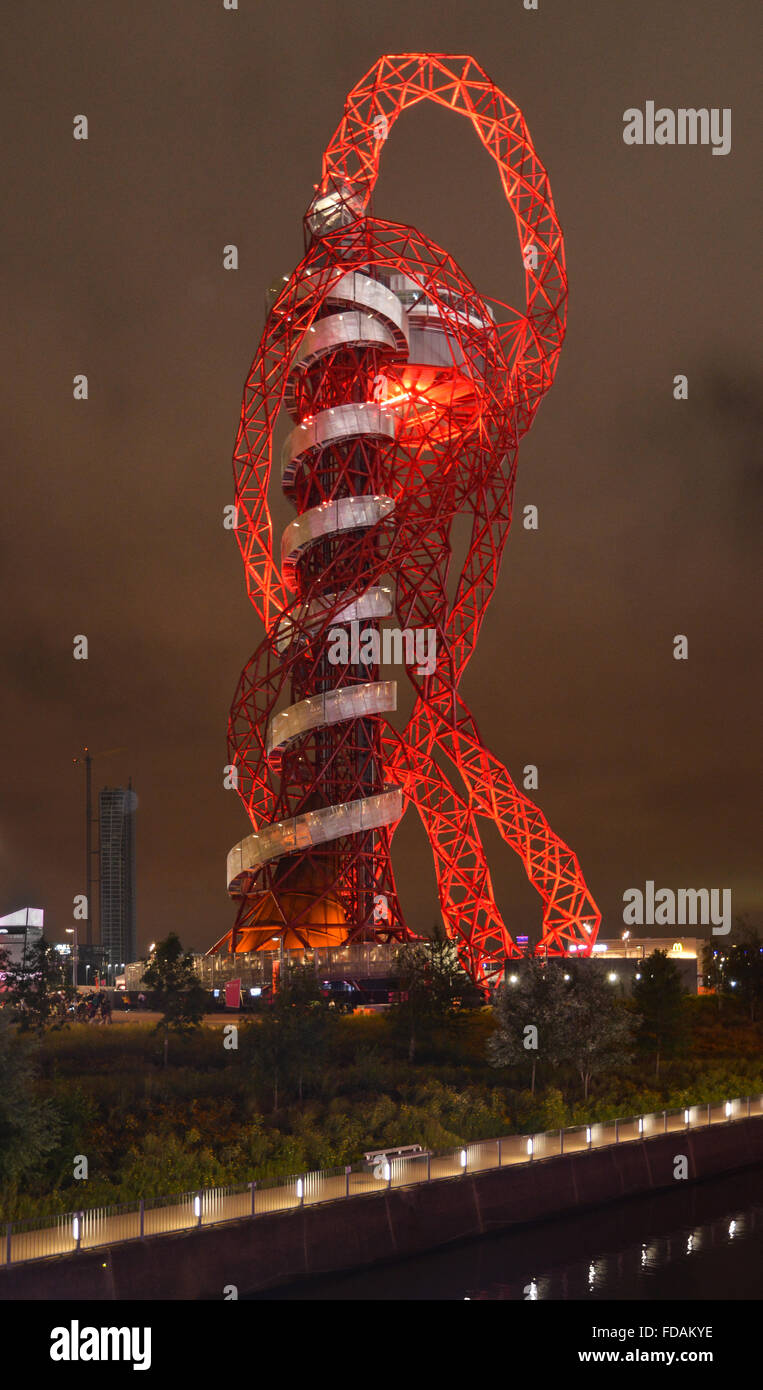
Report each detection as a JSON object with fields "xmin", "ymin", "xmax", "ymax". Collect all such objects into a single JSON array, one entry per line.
[{"xmin": 1, "ymin": 931, "xmax": 761, "ymax": 1224}]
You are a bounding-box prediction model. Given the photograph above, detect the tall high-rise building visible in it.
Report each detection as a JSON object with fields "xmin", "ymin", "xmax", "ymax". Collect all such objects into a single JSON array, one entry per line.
[{"xmin": 99, "ymin": 783, "xmax": 137, "ymax": 967}]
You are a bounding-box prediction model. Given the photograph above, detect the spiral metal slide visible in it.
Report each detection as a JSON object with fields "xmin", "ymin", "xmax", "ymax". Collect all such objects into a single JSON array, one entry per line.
[{"xmin": 219, "ymin": 54, "xmax": 600, "ymax": 985}]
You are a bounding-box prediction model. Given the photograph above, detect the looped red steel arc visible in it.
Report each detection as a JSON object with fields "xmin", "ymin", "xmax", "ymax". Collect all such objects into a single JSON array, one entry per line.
[{"xmin": 221, "ymin": 54, "xmax": 601, "ymax": 986}]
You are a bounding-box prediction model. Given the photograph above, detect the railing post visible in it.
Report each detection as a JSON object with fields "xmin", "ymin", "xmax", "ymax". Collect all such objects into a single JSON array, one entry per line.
[
  {"xmin": 387, "ymin": 1162, "xmax": 392, "ymax": 1191},
  {"xmin": 249, "ymin": 1181, "xmax": 256, "ymax": 1217},
  {"xmin": 345, "ymin": 1166, "xmax": 350, "ymax": 1198},
  {"xmin": 139, "ymin": 1198, "xmax": 144, "ymax": 1239},
  {"xmin": 497, "ymin": 1138, "xmax": 502, "ymax": 1167},
  {"xmin": 663, "ymin": 1110, "xmax": 667, "ymax": 1134},
  {"xmin": 76, "ymin": 1212, "xmax": 83, "ymax": 1252},
  {"xmin": 196, "ymin": 1191, "xmax": 203, "ymax": 1228}
]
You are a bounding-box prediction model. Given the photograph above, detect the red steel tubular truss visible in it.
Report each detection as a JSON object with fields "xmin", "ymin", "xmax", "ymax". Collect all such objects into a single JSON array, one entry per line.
[{"xmin": 222, "ymin": 54, "xmax": 601, "ymax": 986}]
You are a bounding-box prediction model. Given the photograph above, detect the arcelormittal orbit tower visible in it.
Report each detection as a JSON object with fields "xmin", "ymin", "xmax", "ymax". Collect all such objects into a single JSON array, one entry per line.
[{"xmin": 220, "ymin": 54, "xmax": 601, "ymax": 988}]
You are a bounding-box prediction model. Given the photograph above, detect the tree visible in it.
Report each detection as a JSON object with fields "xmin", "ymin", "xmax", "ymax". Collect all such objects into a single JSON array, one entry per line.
[
  {"xmin": 564, "ymin": 963, "xmax": 638, "ymax": 1100},
  {"xmin": 1, "ymin": 937, "xmax": 75, "ymax": 1031},
  {"xmin": 141, "ymin": 933, "xmax": 207, "ymax": 1066},
  {"xmin": 0, "ymin": 1009, "xmax": 61, "ymax": 1191},
  {"xmin": 391, "ymin": 938, "xmax": 481, "ymax": 1063},
  {"xmin": 488, "ymin": 960, "xmax": 571, "ymax": 1094},
  {"xmin": 703, "ymin": 920, "xmax": 763, "ymax": 1022},
  {"xmin": 632, "ymin": 950, "xmax": 688, "ymax": 1077},
  {"xmin": 244, "ymin": 964, "xmax": 332, "ymax": 1108}
]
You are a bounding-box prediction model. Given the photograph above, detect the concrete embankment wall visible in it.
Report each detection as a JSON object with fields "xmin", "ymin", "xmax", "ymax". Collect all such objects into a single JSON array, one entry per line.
[{"xmin": 3, "ymin": 1117, "xmax": 762, "ymax": 1301}]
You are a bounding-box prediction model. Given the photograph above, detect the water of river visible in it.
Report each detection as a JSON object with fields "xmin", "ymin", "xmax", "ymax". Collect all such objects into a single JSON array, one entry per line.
[{"xmin": 249, "ymin": 1164, "xmax": 762, "ymax": 1300}]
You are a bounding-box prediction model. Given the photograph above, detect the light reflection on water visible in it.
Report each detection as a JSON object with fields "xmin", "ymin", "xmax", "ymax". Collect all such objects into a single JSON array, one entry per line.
[
  {"xmin": 467, "ymin": 1203, "xmax": 758, "ymax": 1300},
  {"xmin": 249, "ymin": 1165, "xmax": 762, "ymax": 1301}
]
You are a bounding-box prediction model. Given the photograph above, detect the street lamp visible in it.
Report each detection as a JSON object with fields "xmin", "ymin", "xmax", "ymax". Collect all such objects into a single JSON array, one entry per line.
[{"xmin": 65, "ymin": 926, "xmax": 78, "ymax": 989}]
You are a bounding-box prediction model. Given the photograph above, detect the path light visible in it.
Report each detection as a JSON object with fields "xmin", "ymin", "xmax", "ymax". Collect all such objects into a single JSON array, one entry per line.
[
  {"xmin": 72, "ymin": 1216, "xmax": 80, "ymax": 1243},
  {"xmin": 638, "ymin": 1118, "xmax": 644, "ymax": 1135},
  {"xmin": 382, "ymin": 1163, "xmax": 390, "ymax": 1182},
  {"xmin": 608, "ymin": 972, "xmax": 618, "ymax": 983},
  {"xmin": 509, "ymin": 974, "xmax": 519, "ymax": 985},
  {"xmin": 728, "ymin": 1220, "xmax": 736, "ymax": 1238},
  {"xmin": 725, "ymin": 1101, "xmax": 732, "ymax": 1117},
  {"xmin": 193, "ymin": 1196, "xmax": 201, "ymax": 1219},
  {"xmin": 586, "ymin": 1127, "xmax": 592, "ymax": 1144},
  {"xmin": 685, "ymin": 1109, "xmax": 690, "ymax": 1123},
  {"xmin": 459, "ymin": 1149, "xmax": 467, "ymax": 1169},
  {"xmin": 296, "ymin": 1179, "xmax": 304, "ymax": 1199},
  {"xmin": 526, "ymin": 1138, "xmax": 533, "ymax": 1157}
]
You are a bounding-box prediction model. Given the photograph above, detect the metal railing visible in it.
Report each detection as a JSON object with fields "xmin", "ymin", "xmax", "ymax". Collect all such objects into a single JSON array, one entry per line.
[{"xmin": 3, "ymin": 1093, "xmax": 760, "ymax": 1267}]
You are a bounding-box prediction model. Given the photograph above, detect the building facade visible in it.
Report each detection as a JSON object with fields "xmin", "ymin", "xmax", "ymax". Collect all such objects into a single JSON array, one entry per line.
[
  {"xmin": 99, "ymin": 784, "xmax": 137, "ymax": 968},
  {"xmin": 0, "ymin": 907, "xmax": 44, "ymax": 972}
]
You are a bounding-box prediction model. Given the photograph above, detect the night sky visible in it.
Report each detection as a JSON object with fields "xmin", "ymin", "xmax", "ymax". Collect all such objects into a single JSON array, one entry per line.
[{"xmin": 2, "ymin": 0, "xmax": 759, "ymax": 956}]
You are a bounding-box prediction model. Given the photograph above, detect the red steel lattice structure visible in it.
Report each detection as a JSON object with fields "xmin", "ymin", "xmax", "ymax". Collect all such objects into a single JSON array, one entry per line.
[{"xmin": 222, "ymin": 54, "xmax": 601, "ymax": 987}]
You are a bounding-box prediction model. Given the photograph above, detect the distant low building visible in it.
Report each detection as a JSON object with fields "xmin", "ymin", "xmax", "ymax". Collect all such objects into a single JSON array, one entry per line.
[
  {"xmin": 588, "ymin": 936, "xmax": 702, "ymax": 991},
  {"xmin": 125, "ymin": 960, "xmax": 148, "ymax": 991},
  {"xmin": 517, "ymin": 934, "xmax": 703, "ymax": 993},
  {"xmin": 0, "ymin": 907, "xmax": 44, "ymax": 973}
]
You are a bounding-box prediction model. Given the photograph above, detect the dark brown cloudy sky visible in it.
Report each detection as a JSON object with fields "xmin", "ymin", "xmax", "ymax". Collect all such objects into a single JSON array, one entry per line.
[{"xmin": 1, "ymin": 0, "xmax": 760, "ymax": 956}]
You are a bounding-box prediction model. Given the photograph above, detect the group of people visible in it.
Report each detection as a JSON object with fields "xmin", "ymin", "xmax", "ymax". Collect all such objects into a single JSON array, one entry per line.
[
  {"xmin": 51, "ymin": 990, "xmax": 113, "ymax": 1024},
  {"xmin": 78, "ymin": 990, "xmax": 112, "ymax": 1023}
]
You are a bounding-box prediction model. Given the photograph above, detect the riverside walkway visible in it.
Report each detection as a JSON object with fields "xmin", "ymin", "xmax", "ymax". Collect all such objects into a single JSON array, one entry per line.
[{"xmin": 5, "ymin": 1095, "xmax": 761, "ymax": 1268}]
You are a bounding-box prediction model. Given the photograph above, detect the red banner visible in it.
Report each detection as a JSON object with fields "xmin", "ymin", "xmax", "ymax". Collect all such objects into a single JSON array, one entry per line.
[{"xmin": 224, "ymin": 978, "xmax": 241, "ymax": 1009}]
